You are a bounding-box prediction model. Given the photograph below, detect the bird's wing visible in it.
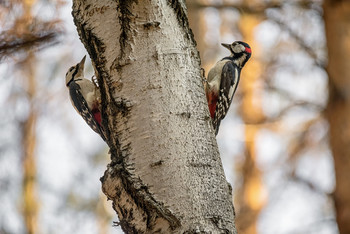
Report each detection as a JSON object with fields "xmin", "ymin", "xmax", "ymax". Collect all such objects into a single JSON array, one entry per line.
[
  {"xmin": 213, "ymin": 61, "xmax": 240, "ymax": 134},
  {"xmin": 68, "ymin": 81, "xmax": 106, "ymax": 141}
]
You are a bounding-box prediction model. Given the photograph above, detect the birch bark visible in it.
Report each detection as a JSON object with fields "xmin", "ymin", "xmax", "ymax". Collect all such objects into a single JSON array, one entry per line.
[{"xmin": 72, "ymin": 1, "xmax": 236, "ymax": 233}]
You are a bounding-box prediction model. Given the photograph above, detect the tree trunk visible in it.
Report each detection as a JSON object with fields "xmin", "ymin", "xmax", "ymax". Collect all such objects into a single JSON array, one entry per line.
[
  {"xmin": 72, "ymin": 1, "xmax": 236, "ymax": 233},
  {"xmin": 323, "ymin": 1, "xmax": 350, "ymax": 234}
]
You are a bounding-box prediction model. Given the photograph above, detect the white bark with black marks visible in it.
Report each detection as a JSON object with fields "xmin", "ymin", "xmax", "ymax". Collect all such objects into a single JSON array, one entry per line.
[{"xmin": 72, "ymin": 0, "xmax": 236, "ymax": 233}]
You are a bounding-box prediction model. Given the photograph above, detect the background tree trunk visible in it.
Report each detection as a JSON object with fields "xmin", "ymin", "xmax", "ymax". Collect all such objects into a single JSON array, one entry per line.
[
  {"xmin": 235, "ymin": 12, "xmax": 266, "ymax": 234},
  {"xmin": 324, "ymin": 1, "xmax": 350, "ymax": 234},
  {"xmin": 21, "ymin": 52, "xmax": 39, "ymax": 234},
  {"xmin": 19, "ymin": 1, "xmax": 39, "ymax": 233},
  {"xmin": 72, "ymin": 0, "xmax": 236, "ymax": 233}
]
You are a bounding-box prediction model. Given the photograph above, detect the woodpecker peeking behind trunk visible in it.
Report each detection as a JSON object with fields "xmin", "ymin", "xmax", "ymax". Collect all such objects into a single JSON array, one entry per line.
[
  {"xmin": 204, "ymin": 41, "xmax": 252, "ymax": 135},
  {"xmin": 65, "ymin": 56, "xmax": 107, "ymax": 142}
]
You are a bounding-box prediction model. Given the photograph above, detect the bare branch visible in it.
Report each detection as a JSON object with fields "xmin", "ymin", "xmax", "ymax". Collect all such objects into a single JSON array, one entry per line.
[{"xmin": 0, "ymin": 22, "xmax": 62, "ymax": 61}]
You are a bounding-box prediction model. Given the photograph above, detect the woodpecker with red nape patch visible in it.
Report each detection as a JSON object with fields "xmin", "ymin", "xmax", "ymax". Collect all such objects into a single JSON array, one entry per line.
[
  {"xmin": 65, "ymin": 56, "xmax": 107, "ymax": 141},
  {"xmin": 205, "ymin": 41, "xmax": 252, "ymax": 135}
]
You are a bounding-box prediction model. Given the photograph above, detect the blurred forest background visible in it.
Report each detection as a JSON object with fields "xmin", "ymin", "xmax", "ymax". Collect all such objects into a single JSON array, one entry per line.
[{"xmin": 0, "ymin": 0, "xmax": 349, "ymax": 233}]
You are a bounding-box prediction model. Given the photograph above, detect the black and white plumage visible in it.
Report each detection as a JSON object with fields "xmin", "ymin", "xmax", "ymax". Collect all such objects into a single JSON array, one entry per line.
[
  {"xmin": 205, "ymin": 41, "xmax": 252, "ymax": 135},
  {"xmin": 65, "ymin": 56, "xmax": 107, "ymax": 141}
]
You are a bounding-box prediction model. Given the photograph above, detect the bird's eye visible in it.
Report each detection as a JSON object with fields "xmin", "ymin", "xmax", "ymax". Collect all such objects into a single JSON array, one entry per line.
[{"xmin": 66, "ymin": 67, "xmax": 75, "ymax": 77}]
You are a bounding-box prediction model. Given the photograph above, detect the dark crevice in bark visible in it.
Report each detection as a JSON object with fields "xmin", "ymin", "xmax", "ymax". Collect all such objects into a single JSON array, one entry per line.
[
  {"xmin": 166, "ymin": 0, "xmax": 202, "ymax": 71},
  {"xmin": 112, "ymin": 199, "xmax": 141, "ymax": 233},
  {"xmin": 143, "ymin": 21, "xmax": 161, "ymax": 29},
  {"xmin": 117, "ymin": 0, "xmax": 137, "ymax": 61},
  {"xmin": 166, "ymin": 0, "xmax": 196, "ymax": 46}
]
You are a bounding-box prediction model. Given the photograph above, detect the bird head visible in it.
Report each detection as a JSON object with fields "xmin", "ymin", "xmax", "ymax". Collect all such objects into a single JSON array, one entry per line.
[
  {"xmin": 65, "ymin": 55, "xmax": 86, "ymax": 86},
  {"xmin": 221, "ymin": 41, "xmax": 252, "ymax": 67}
]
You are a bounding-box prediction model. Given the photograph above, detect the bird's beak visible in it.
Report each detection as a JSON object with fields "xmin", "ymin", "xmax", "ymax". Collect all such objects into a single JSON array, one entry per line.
[
  {"xmin": 221, "ymin": 43, "xmax": 231, "ymax": 50},
  {"xmin": 79, "ymin": 55, "xmax": 86, "ymax": 68},
  {"xmin": 74, "ymin": 55, "xmax": 86, "ymax": 76}
]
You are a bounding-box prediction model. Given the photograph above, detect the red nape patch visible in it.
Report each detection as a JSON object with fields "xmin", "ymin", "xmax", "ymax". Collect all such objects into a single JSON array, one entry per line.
[{"xmin": 245, "ymin": 47, "xmax": 252, "ymax": 53}]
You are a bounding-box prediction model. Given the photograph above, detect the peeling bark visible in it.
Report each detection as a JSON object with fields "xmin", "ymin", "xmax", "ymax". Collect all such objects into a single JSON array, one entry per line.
[{"xmin": 72, "ymin": 0, "xmax": 236, "ymax": 233}]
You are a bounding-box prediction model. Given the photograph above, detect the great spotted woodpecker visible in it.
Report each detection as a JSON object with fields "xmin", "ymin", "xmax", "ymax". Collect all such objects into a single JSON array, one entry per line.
[
  {"xmin": 205, "ymin": 41, "xmax": 252, "ymax": 135},
  {"xmin": 65, "ymin": 56, "xmax": 107, "ymax": 141}
]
